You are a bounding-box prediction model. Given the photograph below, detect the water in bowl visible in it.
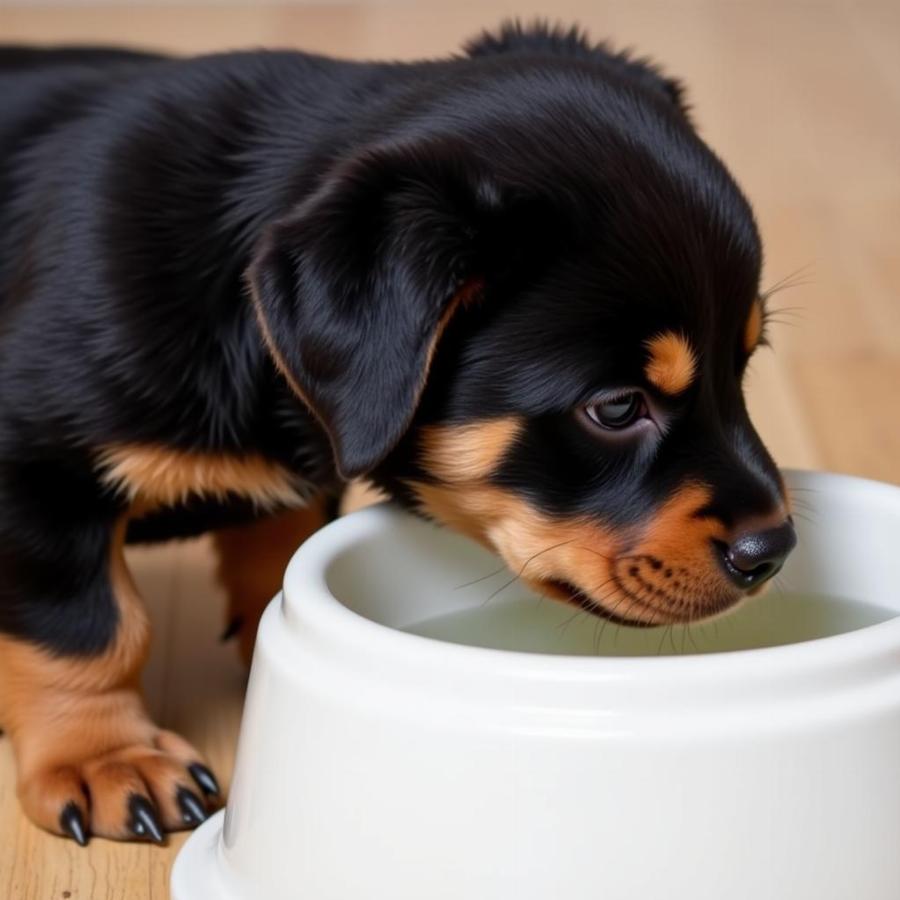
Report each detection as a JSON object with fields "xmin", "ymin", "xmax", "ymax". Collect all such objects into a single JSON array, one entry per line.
[{"xmin": 404, "ymin": 590, "xmax": 895, "ymax": 656}]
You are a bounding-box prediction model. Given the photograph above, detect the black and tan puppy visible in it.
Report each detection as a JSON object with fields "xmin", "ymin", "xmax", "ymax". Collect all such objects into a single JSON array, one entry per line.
[{"xmin": 0, "ymin": 23, "xmax": 795, "ymax": 845}]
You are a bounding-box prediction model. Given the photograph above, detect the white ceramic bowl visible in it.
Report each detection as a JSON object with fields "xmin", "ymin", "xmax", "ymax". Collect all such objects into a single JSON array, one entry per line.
[{"xmin": 172, "ymin": 470, "xmax": 900, "ymax": 900}]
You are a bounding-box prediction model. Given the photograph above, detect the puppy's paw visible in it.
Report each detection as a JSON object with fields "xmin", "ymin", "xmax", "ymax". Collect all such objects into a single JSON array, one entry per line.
[{"xmin": 15, "ymin": 694, "xmax": 220, "ymax": 845}]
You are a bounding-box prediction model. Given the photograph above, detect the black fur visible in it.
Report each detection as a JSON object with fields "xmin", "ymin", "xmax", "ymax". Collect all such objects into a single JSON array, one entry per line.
[{"xmin": 0, "ymin": 23, "xmax": 782, "ymax": 658}]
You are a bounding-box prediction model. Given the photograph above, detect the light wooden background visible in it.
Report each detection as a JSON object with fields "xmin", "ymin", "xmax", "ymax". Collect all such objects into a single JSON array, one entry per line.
[{"xmin": 1, "ymin": 2, "xmax": 898, "ymax": 898}]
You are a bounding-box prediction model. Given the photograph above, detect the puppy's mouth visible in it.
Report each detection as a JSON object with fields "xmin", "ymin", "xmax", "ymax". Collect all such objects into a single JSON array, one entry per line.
[
  {"xmin": 537, "ymin": 559, "xmax": 744, "ymax": 628},
  {"xmin": 543, "ymin": 578, "xmax": 658, "ymax": 628}
]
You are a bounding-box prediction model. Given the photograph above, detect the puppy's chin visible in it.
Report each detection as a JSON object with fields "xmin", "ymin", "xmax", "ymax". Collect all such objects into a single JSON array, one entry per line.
[
  {"xmin": 527, "ymin": 574, "xmax": 745, "ymax": 628},
  {"xmin": 541, "ymin": 578, "xmax": 658, "ymax": 628}
]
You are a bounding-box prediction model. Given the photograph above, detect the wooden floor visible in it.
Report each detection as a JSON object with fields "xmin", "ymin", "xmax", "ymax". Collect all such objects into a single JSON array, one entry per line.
[{"xmin": 1, "ymin": 1, "xmax": 898, "ymax": 897}]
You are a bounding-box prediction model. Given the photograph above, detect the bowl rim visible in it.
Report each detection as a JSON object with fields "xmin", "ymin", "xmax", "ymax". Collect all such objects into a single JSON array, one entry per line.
[{"xmin": 281, "ymin": 468, "xmax": 900, "ymax": 690}]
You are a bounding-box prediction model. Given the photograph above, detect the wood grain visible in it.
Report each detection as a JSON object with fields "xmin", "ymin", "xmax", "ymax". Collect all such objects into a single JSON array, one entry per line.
[{"xmin": 0, "ymin": 2, "xmax": 898, "ymax": 897}]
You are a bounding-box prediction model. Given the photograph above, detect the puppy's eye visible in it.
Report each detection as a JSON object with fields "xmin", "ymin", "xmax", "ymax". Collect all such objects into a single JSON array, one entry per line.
[{"xmin": 584, "ymin": 392, "xmax": 647, "ymax": 430}]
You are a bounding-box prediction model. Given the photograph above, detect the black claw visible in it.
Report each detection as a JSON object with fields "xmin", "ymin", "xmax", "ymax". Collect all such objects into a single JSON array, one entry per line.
[
  {"xmin": 188, "ymin": 763, "xmax": 220, "ymax": 797},
  {"xmin": 128, "ymin": 794, "xmax": 165, "ymax": 845},
  {"xmin": 60, "ymin": 802, "xmax": 88, "ymax": 847},
  {"xmin": 177, "ymin": 787, "xmax": 208, "ymax": 826},
  {"xmin": 219, "ymin": 615, "xmax": 244, "ymax": 642}
]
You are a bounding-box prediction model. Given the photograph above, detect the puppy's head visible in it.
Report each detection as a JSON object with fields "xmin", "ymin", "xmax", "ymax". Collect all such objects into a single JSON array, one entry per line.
[{"xmin": 249, "ymin": 53, "xmax": 794, "ymax": 626}]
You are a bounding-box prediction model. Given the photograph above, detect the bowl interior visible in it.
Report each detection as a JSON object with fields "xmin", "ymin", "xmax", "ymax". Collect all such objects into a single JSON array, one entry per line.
[{"xmin": 323, "ymin": 471, "xmax": 900, "ymax": 656}]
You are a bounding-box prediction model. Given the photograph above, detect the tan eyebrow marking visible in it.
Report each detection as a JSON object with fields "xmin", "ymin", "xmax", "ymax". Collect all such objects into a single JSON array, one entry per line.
[
  {"xmin": 743, "ymin": 298, "xmax": 764, "ymax": 354},
  {"xmin": 644, "ymin": 331, "xmax": 697, "ymax": 395}
]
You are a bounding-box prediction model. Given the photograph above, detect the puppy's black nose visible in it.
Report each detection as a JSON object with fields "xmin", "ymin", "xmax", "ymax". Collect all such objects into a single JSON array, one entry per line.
[{"xmin": 718, "ymin": 520, "xmax": 797, "ymax": 589}]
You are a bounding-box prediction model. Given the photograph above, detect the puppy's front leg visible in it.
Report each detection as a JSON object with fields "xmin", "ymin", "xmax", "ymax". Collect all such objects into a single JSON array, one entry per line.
[
  {"xmin": 0, "ymin": 468, "xmax": 218, "ymax": 844},
  {"xmin": 215, "ymin": 497, "xmax": 336, "ymax": 666}
]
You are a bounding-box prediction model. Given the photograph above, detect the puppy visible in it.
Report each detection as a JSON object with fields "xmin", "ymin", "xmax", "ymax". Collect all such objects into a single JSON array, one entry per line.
[{"xmin": 0, "ymin": 23, "xmax": 794, "ymax": 845}]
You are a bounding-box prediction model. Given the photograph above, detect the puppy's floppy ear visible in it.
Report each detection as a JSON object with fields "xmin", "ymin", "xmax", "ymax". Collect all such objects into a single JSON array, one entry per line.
[{"xmin": 248, "ymin": 141, "xmax": 526, "ymax": 479}]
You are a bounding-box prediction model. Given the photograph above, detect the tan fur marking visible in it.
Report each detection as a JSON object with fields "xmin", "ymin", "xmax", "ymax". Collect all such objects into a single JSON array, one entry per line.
[
  {"xmin": 635, "ymin": 485, "xmax": 723, "ymax": 563},
  {"xmin": 744, "ymin": 298, "xmax": 764, "ymax": 354},
  {"xmin": 621, "ymin": 485, "xmax": 741, "ymax": 618},
  {"xmin": 0, "ymin": 519, "xmax": 149, "ymax": 731},
  {"xmin": 0, "ymin": 520, "xmax": 150, "ymax": 743},
  {"xmin": 97, "ymin": 443, "xmax": 306, "ymax": 512},
  {"xmin": 419, "ymin": 417, "xmax": 523, "ymax": 483},
  {"xmin": 0, "ymin": 520, "xmax": 216, "ymax": 838},
  {"xmin": 644, "ymin": 331, "xmax": 697, "ymax": 395},
  {"xmin": 215, "ymin": 500, "xmax": 330, "ymax": 666},
  {"xmin": 410, "ymin": 477, "xmax": 743, "ymax": 625},
  {"xmin": 409, "ymin": 481, "xmax": 673, "ymax": 625}
]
